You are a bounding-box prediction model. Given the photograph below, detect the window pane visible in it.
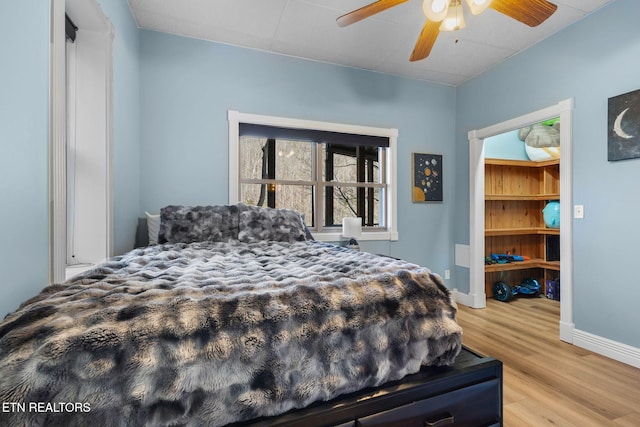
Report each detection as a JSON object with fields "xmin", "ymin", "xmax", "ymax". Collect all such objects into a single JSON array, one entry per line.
[
  {"xmin": 239, "ymin": 137, "xmax": 265, "ymax": 180},
  {"xmin": 274, "ymin": 140, "xmax": 312, "ymax": 181},
  {"xmin": 324, "ymin": 185, "xmax": 383, "ymax": 228},
  {"xmin": 240, "ymin": 137, "xmax": 312, "ymax": 181},
  {"xmin": 240, "ymin": 183, "xmax": 314, "ymax": 226},
  {"xmin": 323, "ymin": 144, "xmax": 381, "ymax": 184}
]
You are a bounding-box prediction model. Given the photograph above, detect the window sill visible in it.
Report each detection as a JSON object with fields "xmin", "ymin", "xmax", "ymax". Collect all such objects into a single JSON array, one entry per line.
[
  {"xmin": 313, "ymin": 231, "xmax": 398, "ymax": 242},
  {"xmin": 65, "ymin": 263, "xmax": 97, "ymax": 281}
]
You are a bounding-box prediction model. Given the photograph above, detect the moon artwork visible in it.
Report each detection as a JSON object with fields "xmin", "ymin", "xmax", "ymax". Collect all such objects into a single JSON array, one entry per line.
[
  {"xmin": 412, "ymin": 153, "xmax": 443, "ymax": 202},
  {"xmin": 608, "ymin": 88, "xmax": 640, "ymax": 161}
]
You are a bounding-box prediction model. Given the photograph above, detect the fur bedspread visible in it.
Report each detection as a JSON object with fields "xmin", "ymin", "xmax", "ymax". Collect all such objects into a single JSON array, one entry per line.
[{"xmin": 0, "ymin": 241, "xmax": 462, "ymax": 427}]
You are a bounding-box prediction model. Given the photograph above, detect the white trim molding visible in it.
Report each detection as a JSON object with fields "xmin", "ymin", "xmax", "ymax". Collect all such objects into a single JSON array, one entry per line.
[
  {"xmin": 50, "ymin": 0, "xmax": 67, "ymax": 284},
  {"xmin": 50, "ymin": 0, "xmax": 114, "ymax": 284},
  {"xmin": 228, "ymin": 110, "xmax": 399, "ymax": 241},
  {"xmin": 466, "ymin": 99, "xmax": 575, "ymax": 341},
  {"xmin": 467, "ymin": 129, "xmax": 486, "ymax": 309},
  {"xmin": 451, "ymin": 289, "xmax": 483, "ymax": 309},
  {"xmin": 573, "ymin": 329, "xmax": 640, "ymax": 369}
]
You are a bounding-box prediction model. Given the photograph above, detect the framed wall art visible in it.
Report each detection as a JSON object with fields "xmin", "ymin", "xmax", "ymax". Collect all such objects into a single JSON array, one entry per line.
[
  {"xmin": 608, "ymin": 88, "xmax": 640, "ymax": 161},
  {"xmin": 411, "ymin": 153, "xmax": 443, "ymax": 202}
]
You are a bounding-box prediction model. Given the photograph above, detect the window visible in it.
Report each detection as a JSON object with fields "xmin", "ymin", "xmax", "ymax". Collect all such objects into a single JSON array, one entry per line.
[
  {"xmin": 228, "ymin": 111, "xmax": 398, "ymax": 241},
  {"xmin": 50, "ymin": 0, "xmax": 113, "ymax": 283}
]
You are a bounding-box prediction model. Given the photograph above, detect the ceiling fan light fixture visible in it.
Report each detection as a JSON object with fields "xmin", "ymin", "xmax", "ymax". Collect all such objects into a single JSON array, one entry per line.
[
  {"xmin": 465, "ymin": 0, "xmax": 493, "ymax": 15},
  {"xmin": 337, "ymin": 0, "xmax": 558, "ymax": 62},
  {"xmin": 423, "ymin": 0, "xmax": 449, "ymax": 22},
  {"xmin": 440, "ymin": 0, "xmax": 466, "ymax": 31}
]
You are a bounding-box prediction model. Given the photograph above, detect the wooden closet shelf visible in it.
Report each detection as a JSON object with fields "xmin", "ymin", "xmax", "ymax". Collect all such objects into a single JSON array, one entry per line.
[
  {"xmin": 485, "ymin": 194, "xmax": 560, "ymax": 201},
  {"xmin": 485, "ymin": 259, "xmax": 560, "ymax": 273},
  {"xmin": 485, "ymin": 227, "xmax": 560, "ymax": 236},
  {"xmin": 484, "ymin": 157, "xmax": 561, "ymax": 295},
  {"xmin": 484, "ymin": 158, "xmax": 559, "ymax": 167}
]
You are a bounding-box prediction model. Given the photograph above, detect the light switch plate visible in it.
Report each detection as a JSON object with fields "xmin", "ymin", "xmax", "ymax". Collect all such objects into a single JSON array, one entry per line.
[{"xmin": 574, "ymin": 205, "xmax": 584, "ymax": 219}]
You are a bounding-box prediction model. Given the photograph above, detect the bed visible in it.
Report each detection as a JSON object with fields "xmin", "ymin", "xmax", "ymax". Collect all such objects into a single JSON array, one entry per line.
[{"xmin": 0, "ymin": 204, "xmax": 463, "ymax": 427}]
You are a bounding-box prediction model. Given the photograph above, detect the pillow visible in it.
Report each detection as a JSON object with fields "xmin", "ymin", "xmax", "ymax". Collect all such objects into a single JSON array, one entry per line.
[
  {"xmin": 145, "ymin": 211, "xmax": 161, "ymax": 245},
  {"xmin": 158, "ymin": 204, "xmax": 241, "ymax": 244},
  {"xmin": 237, "ymin": 205, "xmax": 308, "ymax": 243}
]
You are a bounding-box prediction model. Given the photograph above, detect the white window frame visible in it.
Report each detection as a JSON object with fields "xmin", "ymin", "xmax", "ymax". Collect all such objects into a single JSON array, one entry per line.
[
  {"xmin": 50, "ymin": 0, "xmax": 114, "ymax": 283},
  {"xmin": 228, "ymin": 111, "xmax": 398, "ymax": 242}
]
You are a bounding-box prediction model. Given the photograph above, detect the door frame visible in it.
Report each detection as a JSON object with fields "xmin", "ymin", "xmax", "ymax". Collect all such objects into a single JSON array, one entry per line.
[{"xmin": 468, "ymin": 98, "xmax": 575, "ymax": 343}]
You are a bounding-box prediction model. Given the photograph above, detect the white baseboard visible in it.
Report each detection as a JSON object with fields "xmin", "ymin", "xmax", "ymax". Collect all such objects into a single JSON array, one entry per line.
[
  {"xmin": 452, "ymin": 289, "xmax": 485, "ymax": 309},
  {"xmin": 559, "ymin": 320, "xmax": 574, "ymax": 343},
  {"xmin": 573, "ymin": 329, "xmax": 640, "ymax": 369},
  {"xmin": 452, "ymin": 291, "xmax": 640, "ymax": 369}
]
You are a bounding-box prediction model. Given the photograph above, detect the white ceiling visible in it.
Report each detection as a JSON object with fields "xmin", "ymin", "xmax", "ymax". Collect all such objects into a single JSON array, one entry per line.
[{"xmin": 127, "ymin": 0, "xmax": 614, "ymax": 86}]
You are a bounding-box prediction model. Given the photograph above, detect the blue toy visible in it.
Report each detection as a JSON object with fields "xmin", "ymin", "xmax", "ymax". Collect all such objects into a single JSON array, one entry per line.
[
  {"xmin": 542, "ymin": 201, "xmax": 560, "ymax": 228},
  {"xmin": 493, "ymin": 278, "xmax": 541, "ymax": 302},
  {"xmin": 490, "ymin": 253, "xmax": 526, "ymax": 263}
]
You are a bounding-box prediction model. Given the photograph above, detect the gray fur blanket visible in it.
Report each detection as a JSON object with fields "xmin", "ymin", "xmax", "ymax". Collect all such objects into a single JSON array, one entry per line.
[{"xmin": 0, "ymin": 241, "xmax": 462, "ymax": 427}]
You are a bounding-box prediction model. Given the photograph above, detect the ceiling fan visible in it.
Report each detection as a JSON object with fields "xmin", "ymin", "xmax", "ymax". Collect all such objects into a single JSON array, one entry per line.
[{"xmin": 337, "ymin": 0, "xmax": 558, "ymax": 62}]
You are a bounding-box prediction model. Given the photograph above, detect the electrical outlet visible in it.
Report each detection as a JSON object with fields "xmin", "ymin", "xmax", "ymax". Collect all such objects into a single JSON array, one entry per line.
[
  {"xmin": 574, "ymin": 205, "xmax": 584, "ymax": 219},
  {"xmin": 444, "ymin": 269, "xmax": 451, "ymax": 280}
]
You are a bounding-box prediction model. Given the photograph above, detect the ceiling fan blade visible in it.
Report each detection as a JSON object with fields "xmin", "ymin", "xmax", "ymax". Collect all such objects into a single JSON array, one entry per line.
[
  {"xmin": 490, "ymin": 0, "xmax": 558, "ymax": 27},
  {"xmin": 337, "ymin": 0, "xmax": 409, "ymax": 27},
  {"xmin": 410, "ymin": 19, "xmax": 440, "ymax": 62}
]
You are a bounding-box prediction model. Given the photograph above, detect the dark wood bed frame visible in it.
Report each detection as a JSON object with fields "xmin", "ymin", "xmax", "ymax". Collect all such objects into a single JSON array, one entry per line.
[{"xmin": 232, "ymin": 346, "xmax": 502, "ymax": 427}]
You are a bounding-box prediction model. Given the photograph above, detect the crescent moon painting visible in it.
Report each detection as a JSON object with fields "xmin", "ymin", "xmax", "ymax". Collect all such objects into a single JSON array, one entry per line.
[{"xmin": 608, "ymin": 88, "xmax": 640, "ymax": 161}]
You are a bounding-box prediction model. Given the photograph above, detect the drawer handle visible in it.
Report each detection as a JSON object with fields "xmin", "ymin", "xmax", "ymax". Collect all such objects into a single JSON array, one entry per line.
[{"xmin": 424, "ymin": 414, "xmax": 454, "ymax": 427}]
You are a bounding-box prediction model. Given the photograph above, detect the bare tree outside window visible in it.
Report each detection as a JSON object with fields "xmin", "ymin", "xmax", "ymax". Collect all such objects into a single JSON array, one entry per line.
[{"xmin": 239, "ymin": 136, "xmax": 384, "ymax": 232}]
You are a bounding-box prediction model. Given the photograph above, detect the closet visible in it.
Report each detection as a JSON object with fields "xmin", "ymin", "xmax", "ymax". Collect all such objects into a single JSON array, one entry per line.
[{"xmin": 484, "ymin": 156, "xmax": 560, "ymax": 298}]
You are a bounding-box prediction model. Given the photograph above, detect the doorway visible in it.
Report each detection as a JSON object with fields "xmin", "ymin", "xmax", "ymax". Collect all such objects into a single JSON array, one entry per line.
[{"xmin": 468, "ymin": 99, "xmax": 575, "ymax": 343}]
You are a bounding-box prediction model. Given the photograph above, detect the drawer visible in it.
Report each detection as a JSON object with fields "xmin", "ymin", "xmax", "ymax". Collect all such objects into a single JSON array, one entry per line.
[{"xmin": 356, "ymin": 378, "xmax": 500, "ymax": 427}]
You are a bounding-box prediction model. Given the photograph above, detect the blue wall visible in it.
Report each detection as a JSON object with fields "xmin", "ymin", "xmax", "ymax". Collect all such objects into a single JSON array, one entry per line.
[
  {"xmin": 139, "ymin": 30, "xmax": 458, "ymax": 273},
  {"xmin": 455, "ymin": 0, "xmax": 640, "ymax": 347},
  {"xmin": 484, "ymin": 130, "xmax": 527, "ymax": 160},
  {"xmin": 0, "ymin": 1, "xmax": 49, "ymax": 317}
]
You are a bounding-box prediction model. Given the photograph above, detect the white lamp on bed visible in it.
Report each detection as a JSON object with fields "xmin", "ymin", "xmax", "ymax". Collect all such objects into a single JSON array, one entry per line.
[{"xmin": 342, "ymin": 217, "xmax": 362, "ymax": 251}]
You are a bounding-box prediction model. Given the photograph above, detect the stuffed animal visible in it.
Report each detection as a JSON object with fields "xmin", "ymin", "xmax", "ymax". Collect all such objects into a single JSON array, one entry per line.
[{"xmin": 518, "ymin": 119, "xmax": 560, "ymax": 161}]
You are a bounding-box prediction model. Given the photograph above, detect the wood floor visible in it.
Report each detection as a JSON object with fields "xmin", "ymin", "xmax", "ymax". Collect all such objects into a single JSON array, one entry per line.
[{"xmin": 456, "ymin": 297, "xmax": 640, "ymax": 427}]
